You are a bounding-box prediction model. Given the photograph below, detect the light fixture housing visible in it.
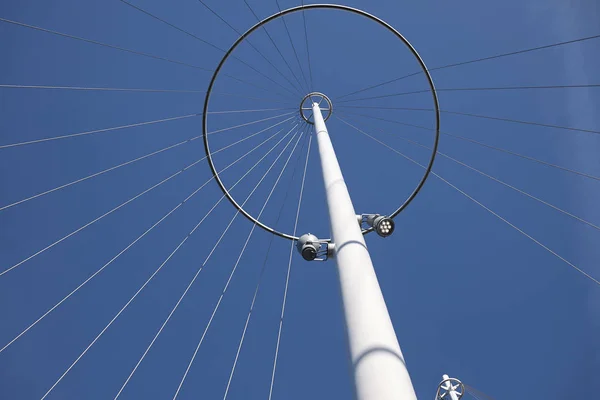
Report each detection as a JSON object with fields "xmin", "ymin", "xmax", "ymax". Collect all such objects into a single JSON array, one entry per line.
[
  {"xmin": 361, "ymin": 214, "xmax": 395, "ymax": 238},
  {"xmin": 296, "ymin": 233, "xmax": 332, "ymax": 261}
]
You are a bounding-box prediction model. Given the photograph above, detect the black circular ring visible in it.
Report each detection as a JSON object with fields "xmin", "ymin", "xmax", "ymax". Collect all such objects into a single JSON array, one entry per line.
[{"xmin": 202, "ymin": 4, "xmax": 440, "ymax": 241}]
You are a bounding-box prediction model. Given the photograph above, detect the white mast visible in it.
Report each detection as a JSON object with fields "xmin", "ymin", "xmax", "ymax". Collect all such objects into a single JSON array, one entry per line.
[{"xmin": 311, "ymin": 99, "xmax": 417, "ymax": 400}]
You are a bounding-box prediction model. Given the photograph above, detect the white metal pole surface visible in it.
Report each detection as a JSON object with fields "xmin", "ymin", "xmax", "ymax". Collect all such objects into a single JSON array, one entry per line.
[
  {"xmin": 312, "ymin": 102, "xmax": 417, "ymax": 400},
  {"xmin": 442, "ymin": 375, "xmax": 460, "ymax": 400}
]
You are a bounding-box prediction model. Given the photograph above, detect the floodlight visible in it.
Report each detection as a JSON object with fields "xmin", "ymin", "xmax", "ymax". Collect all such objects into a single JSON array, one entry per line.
[
  {"xmin": 363, "ymin": 214, "xmax": 395, "ymax": 237},
  {"xmin": 296, "ymin": 234, "xmax": 321, "ymax": 261},
  {"xmin": 296, "ymin": 234, "xmax": 334, "ymax": 261}
]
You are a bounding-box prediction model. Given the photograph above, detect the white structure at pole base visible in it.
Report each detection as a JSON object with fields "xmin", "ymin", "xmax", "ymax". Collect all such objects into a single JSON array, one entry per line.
[
  {"xmin": 442, "ymin": 374, "xmax": 460, "ymax": 400},
  {"xmin": 436, "ymin": 374, "xmax": 464, "ymax": 400},
  {"xmin": 312, "ymin": 101, "xmax": 417, "ymax": 400}
]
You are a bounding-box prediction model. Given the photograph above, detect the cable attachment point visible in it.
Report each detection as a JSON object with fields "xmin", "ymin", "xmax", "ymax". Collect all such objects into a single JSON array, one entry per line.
[{"xmin": 299, "ymin": 92, "xmax": 333, "ymax": 124}]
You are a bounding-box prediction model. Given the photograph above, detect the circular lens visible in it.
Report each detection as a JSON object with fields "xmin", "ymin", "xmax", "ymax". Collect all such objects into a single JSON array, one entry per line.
[{"xmin": 302, "ymin": 246, "xmax": 317, "ymax": 261}]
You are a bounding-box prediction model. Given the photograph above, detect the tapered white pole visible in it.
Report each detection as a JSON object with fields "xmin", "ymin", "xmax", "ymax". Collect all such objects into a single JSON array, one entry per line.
[{"xmin": 312, "ymin": 102, "xmax": 416, "ymax": 400}]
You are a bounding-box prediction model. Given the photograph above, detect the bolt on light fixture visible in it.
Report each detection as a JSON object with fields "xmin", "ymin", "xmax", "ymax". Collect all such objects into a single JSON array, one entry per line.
[
  {"xmin": 296, "ymin": 233, "xmax": 333, "ymax": 261},
  {"xmin": 358, "ymin": 214, "xmax": 396, "ymax": 237}
]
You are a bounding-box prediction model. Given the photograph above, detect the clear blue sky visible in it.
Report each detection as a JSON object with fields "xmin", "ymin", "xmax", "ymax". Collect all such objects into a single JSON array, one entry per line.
[{"xmin": 1, "ymin": 0, "xmax": 599, "ymax": 399}]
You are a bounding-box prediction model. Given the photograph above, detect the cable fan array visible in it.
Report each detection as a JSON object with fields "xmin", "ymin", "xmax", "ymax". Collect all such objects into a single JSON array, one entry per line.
[{"xmin": 0, "ymin": 1, "xmax": 598, "ymax": 399}]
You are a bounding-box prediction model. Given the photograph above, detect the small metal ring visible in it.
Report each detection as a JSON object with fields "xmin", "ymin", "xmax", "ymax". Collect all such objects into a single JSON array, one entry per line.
[
  {"xmin": 300, "ymin": 92, "xmax": 333, "ymax": 124},
  {"xmin": 202, "ymin": 4, "xmax": 440, "ymax": 241}
]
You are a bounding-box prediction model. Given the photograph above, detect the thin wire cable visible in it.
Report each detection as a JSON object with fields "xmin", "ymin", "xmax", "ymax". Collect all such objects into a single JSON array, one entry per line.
[
  {"xmin": 208, "ymin": 111, "xmax": 296, "ymax": 135},
  {"xmin": 243, "ymin": 0, "xmax": 307, "ymax": 93},
  {"xmin": 223, "ymin": 130, "xmax": 310, "ymax": 400},
  {"xmin": 335, "ymin": 33, "xmax": 600, "ymax": 100},
  {"xmin": 1, "ymin": 141, "xmax": 190, "ymax": 211},
  {"xmin": 336, "ymin": 105, "xmax": 600, "ymax": 135},
  {"xmin": 118, "ymin": 0, "xmax": 300, "ymax": 100},
  {"xmin": 0, "ymin": 109, "xmax": 296, "ymax": 151},
  {"xmin": 337, "ymin": 105, "xmax": 431, "ymax": 112},
  {"xmin": 336, "ymin": 89, "xmax": 430, "ymax": 104},
  {"xmin": 214, "ymin": 91, "xmax": 298, "ymax": 104},
  {"xmin": 209, "ymin": 107, "xmax": 294, "ymax": 114},
  {"xmin": 339, "ymin": 112, "xmax": 600, "ymax": 229},
  {"xmin": 464, "ymin": 384, "xmax": 495, "ymax": 400},
  {"xmin": 275, "ymin": 0, "xmax": 310, "ymax": 91},
  {"xmin": 440, "ymin": 152, "xmax": 600, "ymax": 231},
  {"xmin": 337, "ymin": 115, "xmax": 600, "ymax": 286},
  {"xmin": 0, "ymin": 158, "xmax": 200, "ymax": 278},
  {"xmin": 0, "ymin": 114, "xmax": 199, "ymax": 150},
  {"xmin": 334, "ymin": 109, "xmax": 434, "ymax": 133},
  {"xmin": 0, "ymin": 115, "xmax": 295, "ymax": 211},
  {"xmin": 197, "ymin": 0, "xmax": 303, "ymax": 96},
  {"xmin": 0, "ymin": 120, "xmax": 295, "ymax": 278},
  {"xmin": 342, "ymin": 115, "xmax": 600, "ymax": 232},
  {"xmin": 433, "ymin": 35, "xmax": 600, "ymax": 72},
  {"xmin": 335, "ymin": 109, "xmax": 600, "ymax": 182},
  {"xmin": 0, "ymin": 84, "xmax": 292, "ymax": 105},
  {"xmin": 0, "ymin": 122, "xmax": 299, "ymax": 354},
  {"xmin": 120, "ymin": 0, "xmax": 298, "ymax": 99},
  {"xmin": 217, "ymin": 70, "xmax": 299, "ymax": 100},
  {"xmin": 119, "ymin": 0, "xmax": 222, "ymax": 52},
  {"xmin": 442, "ymin": 131, "xmax": 600, "ymax": 182},
  {"xmin": 337, "ymin": 84, "xmax": 600, "ymax": 104},
  {"xmin": 39, "ymin": 122, "xmax": 300, "ymax": 400},
  {"xmin": 466, "ymin": 391, "xmax": 484, "ymax": 400},
  {"xmin": 300, "ymin": 0, "xmax": 313, "ymax": 90},
  {"xmin": 120, "ymin": 0, "xmax": 302, "ymax": 97},
  {"xmin": 1, "ymin": 180, "xmax": 207, "ymax": 355},
  {"xmin": 114, "ymin": 126, "xmax": 303, "ymax": 399},
  {"xmin": 171, "ymin": 125, "xmax": 303, "ymax": 400},
  {"xmin": 438, "ymin": 83, "xmax": 600, "ymax": 92},
  {"xmin": 334, "ymin": 71, "xmax": 424, "ymax": 101},
  {"xmin": 0, "ymin": 84, "xmax": 204, "ymax": 93},
  {"xmin": 268, "ymin": 134, "xmax": 312, "ymax": 400},
  {"xmin": 441, "ymin": 109, "xmax": 600, "ymax": 135},
  {"xmin": 0, "ymin": 17, "xmax": 211, "ymax": 72},
  {"xmin": 208, "ymin": 115, "xmax": 295, "ymax": 144},
  {"xmin": 39, "ymin": 193, "xmax": 222, "ymax": 400}
]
